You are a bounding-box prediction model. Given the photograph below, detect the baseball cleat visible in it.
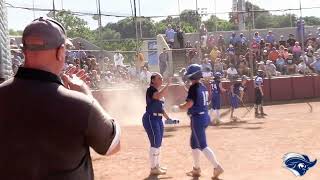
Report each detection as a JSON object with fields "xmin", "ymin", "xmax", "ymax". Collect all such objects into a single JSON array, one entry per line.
[
  {"xmin": 150, "ymin": 166, "xmax": 167, "ymax": 175},
  {"xmin": 186, "ymin": 167, "xmax": 201, "ymax": 177},
  {"xmin": 156, "ymin": 165, "xmax": 167, "ymax": 171},
  {"xmin": 212, "ymin": 165, "xmax": 224, "ymax": 179}
]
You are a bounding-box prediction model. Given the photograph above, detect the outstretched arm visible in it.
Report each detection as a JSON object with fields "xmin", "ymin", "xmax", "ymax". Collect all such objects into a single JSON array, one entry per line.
[
  {"xmin": 179, "ymin": 100, "xmax": 194, "ymax": 110},
  {"xmin": 163, "ymin": 110, "xmax": 170, "ymax": 120},
  {"xmin": 153, "ymin": 80, "xmax": 171, "ymax": 100}
]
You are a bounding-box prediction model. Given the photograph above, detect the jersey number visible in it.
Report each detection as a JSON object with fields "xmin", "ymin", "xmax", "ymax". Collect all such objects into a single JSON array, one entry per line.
[
  {"xmin": 212, "ymin": 84, "xmax": 217, "ymax": 90},
  {"xmin": 202, "ymin": 91, "xmax": 209, "ymax": 106}
]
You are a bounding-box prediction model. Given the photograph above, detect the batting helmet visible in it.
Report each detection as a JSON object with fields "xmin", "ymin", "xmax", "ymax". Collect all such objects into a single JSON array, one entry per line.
[{"xmin": 185, "ymin": 64, "xmax": 203, "ymax": 80}]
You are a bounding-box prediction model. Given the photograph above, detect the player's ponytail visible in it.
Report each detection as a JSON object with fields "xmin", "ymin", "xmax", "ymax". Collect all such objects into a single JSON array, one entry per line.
[
  {"xmin": 150, "ymin": 72, "xmax": 162, "ymax": 86},
  {"xmin": 150, "ymin": 74, "xmax": 156, "ymax": 85}
]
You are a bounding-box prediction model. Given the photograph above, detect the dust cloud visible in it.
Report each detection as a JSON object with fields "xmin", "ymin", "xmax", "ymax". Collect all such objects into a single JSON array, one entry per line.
[{"xmin": 94, "ymin": 87, "xmax": 147, "ymax": 126}]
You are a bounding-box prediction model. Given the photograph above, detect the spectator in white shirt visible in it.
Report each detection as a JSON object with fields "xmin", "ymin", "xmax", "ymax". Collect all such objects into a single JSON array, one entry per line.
[
  {"xmin": 297, "ymin": 60, "xmax": 311, "ymax": 74},
  {"xmin": 128, "ymin": 63, "xmax": 137, "ymax": 80},
  {"xmin": 226, "ymin": 64, "xmax": 238, "ymax": 79},
  {"xmin": 265, "ymin": 60, "xmax": 280, "ymax": 77},
  {"xmin": 140, "ymin": 67, "xmax": 152, "ymax": 84},
  {"xmin": 114, "ymin": 52, "xmax": 125, "ymax": 67}
]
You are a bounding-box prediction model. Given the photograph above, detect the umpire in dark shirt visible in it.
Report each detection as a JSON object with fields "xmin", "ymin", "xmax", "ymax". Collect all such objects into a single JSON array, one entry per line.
[{"xmin": 0, "ymin": 17, "xmax": 120, "ymax": 180}]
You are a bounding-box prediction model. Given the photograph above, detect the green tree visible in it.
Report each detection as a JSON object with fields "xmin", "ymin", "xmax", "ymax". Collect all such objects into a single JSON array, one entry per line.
[
  {"xmin": 304, "ymin": 16, "xmax": 320, "ymax": 26},
  {"xmin": 106, "ymin": 17, "xmax": 157, "ymax": 39},
  {"xmin": 273, "ymin": 14, "xmax": 297, "ymax": 28},
  {"xmin": 94, "ymin": 27, "xmax": 120, "ymax": 41},
  {"xmin": 254, "ymin": 14, "xmax": 273, "ymax": 29},
  {"xmin": 180, "ymin": 22, "xmax": 197, "ymax": 33},
  {"xmin": 204, "ymin": 15, "xmax": 236, "ymax": 31},
  {"xmin": 179, "ymin": 10, "xmax": 201, "ymax": 29},
  {"xmin": 9, "ymin": 29, "xmax": 23, "ymax": 36},
  {"xmin": 155, "ymin": 21, "xmax": 167, "ymax": 35},
  {"xmin": 53, "ymin": 10, "xmax": 94, "ymax": 40}
]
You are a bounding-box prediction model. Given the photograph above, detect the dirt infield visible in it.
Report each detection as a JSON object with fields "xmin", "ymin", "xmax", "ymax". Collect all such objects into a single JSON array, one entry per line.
[{"xmin": 92, "ymin": 101, "xmax": 320, "ymax": 180}]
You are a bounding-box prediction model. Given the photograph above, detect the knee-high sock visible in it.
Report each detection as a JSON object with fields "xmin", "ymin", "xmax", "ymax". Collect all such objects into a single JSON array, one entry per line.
[
  {"xmin": 156, "ymin": 148, "xmax": 161, "ymax": 166},
  {"xmin": 150, "ymin": 147, "xmax": 159, "ymax": 168},
  {"xmin": 209, "ymin": 109, "xmax": 214, "ymax": 121},
  {"xmin": 215, "ymin": 110, "xmax": 220, "ymax": 119},
  {"xmin": 192, "ymin": 149, "xmax": 201, "ymax": 168},
  {"xmin": 202, "ymin": 147, "xmax": 219, "ymax": 168}
]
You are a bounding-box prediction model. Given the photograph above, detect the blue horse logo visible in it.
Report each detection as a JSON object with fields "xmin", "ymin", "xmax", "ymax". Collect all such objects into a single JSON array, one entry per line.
[{"xmin": 283, "ymin": 153, "xmax": 317, "ymax": 176}]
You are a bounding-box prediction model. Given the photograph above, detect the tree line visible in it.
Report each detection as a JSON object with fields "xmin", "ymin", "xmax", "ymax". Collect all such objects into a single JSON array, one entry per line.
[{"xmin": 9, "ymin": 2, "xmax": 320, "ymax": 51}]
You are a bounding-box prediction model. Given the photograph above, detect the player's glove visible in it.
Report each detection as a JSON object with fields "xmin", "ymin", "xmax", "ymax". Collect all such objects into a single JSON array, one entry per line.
[{"xmin": 165, "ymin": 119, "xmax": 180, "ymax": 124}]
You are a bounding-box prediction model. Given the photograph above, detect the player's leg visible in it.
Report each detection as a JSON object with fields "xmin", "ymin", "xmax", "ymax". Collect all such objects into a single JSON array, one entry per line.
[
  {"xmin": 142, "ymin": 114, "xmax": 166, "ymax": 175},
  {"xmin": 260, "ymin": 98, "xmax": 267, "ymax": 116},
  {"xmin": 196, "ymin": 115, "xmax": 224, "ymax": 178},
  {"xmin": 187, "ymin": 117, "xmax": 202, "ymax": 177},
  {"xmin": 211, "ymin": 94, "xmax": 220, "ymax": 125},
  {"xmin": 254, "ymin": 89, "xmax": 260, "ymax": 118},
  {"xmin": 215, "ymin": 94, "xmax": 221, "ymax": 123},
  {"xmin": 156, "ymin": 119, "xmax": 167, "ymax": 170},
  {"xmin": 230, "ymin": 96, "xmax": 239, "ymax": 121},
  {"xmin": 230, "ymin": 95, "xmax": 234, "ymax": 119},
  {"xmin": 142, "ymin": 114, "xmax": 157, "ymax": 169},
  {"xmin": 256, "ymin": 90, "xmax": 265, "ymax": 117},
  {"xmin": 209, "ymin": 98, "xmax": 215, "ymax": 123}
]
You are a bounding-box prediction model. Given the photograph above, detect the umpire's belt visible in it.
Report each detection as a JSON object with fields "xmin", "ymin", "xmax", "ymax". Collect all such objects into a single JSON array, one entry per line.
[
  {"xmin": 188, "ymin": 112, "xmax": 205, "ymax": 117},
  {"xmin": 152, "ymin": 113, "xmax": 163, "ymax": 117}
]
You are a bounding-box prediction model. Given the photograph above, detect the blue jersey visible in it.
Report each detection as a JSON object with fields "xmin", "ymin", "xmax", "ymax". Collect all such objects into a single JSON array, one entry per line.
[
  {"xmin": 255, "ymin": 76, "xmax": 263, "ymax": 88},
  {"xmin": 187, "ymin": 82, "xmax": 209, "ymax": 115},
  {"xmin": 232, "ymin": 82, "xmax": 244, "ymax": 96},
  {"xmin": 211, "ymin": 80, "xmax": 221, "ymax": 95},
  {"xmin": 145, "ymin": 86, "xmax": 164, "ymax": 113}
]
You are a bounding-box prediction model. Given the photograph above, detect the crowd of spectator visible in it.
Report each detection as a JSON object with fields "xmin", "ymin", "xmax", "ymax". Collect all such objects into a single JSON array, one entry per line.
[
  {"xmin": 8, "ymin": 25, "xmax": 320, "ymax": 90},
  {"xmin": 9, "ymin": 39, "xmax": 151, "ymax": 89},
  {"xmin": 64, "ymin": 45, "xmax": 152, "ymax": 89},
  {"xmin": 165, "ymin": 24, "xmax": 320, "ymax": 79}
]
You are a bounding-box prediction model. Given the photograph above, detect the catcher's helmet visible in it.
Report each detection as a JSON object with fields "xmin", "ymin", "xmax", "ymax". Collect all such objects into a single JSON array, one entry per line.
[
  {"xmin": 214, "ymin": 72, "xmax": 222, "ymax": 78},
  {"xmin": 257, "ymin": 69, "xmax": 264, "ymax": 76},
  {"xmin": 185, "ymin": 64, "xmax": 203, "ymax": 80}
]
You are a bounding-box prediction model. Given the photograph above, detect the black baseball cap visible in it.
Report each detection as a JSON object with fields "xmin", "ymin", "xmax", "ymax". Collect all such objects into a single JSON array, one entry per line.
[{"xmin": 22, "ymin": 17, "xmax": 72, "ymax": 51}]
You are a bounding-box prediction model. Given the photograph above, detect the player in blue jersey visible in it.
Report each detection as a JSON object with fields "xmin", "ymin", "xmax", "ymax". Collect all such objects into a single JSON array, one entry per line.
[
  {"xmin": 177, "ymin": 64, "xmax": 224, "ymax": 179},
  {"xmin": 142, "ymin": 73, "xmax": 174, "ymax": 175},
  {"xmin": 210, "ymin": 72, "xmax": 226, "ymax": 125},
  {"xmin": 230, "ymin": 75, "xmax": 248, "ymax": 121},
  {"xmin": 254, "ymin": 70, "xmax": 267, "ymax": 118}
]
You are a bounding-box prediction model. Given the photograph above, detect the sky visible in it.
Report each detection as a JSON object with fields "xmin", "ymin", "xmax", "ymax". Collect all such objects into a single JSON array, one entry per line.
[{"xmin": 5, "ymin": 0, "xmax": 320, "ymax": 30}]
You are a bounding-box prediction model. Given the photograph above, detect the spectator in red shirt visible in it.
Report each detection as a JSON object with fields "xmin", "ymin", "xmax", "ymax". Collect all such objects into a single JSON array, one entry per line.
[{"xmin": 268, "ymin": 47, "xmax": 279, "ymax": 62}]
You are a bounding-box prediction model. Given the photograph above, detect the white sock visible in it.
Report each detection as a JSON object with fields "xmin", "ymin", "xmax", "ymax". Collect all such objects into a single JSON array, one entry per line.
[
  {"xmin": 149, "ymin": 147, "xmax": 159, "ymax": 168},
  {"xmin": 192, "ymin": 149, "xmax": 201, "ymax": 169},
  {"xmin": 156, "ymin": 148, "xmax": 161, "ymax": 167},
  {"xmin": 209, "ymin": 109, "xmax": 214, "ymax": 118},
  {"xmin": 202, "ymin": 147, "xmax": 219, "ymax": 168},
  {"xmin": 216, "ymin": 110, "xmax": 220, "ymax": 119}
]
